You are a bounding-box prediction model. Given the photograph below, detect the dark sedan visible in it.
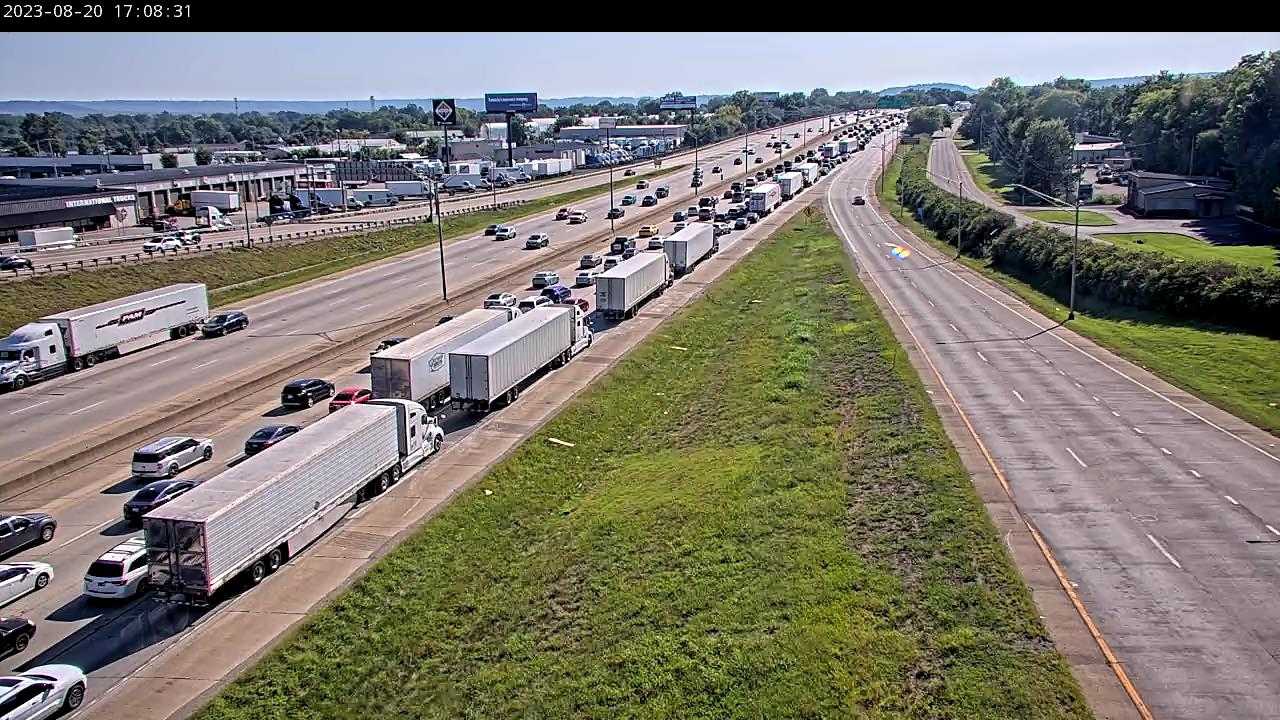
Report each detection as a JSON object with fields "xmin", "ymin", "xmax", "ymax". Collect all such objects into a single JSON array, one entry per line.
[
  {"xmin": 0, "ymin": 514, "xmax": 57, "ymax": 558},
  {"xmin": 200, "ymin": 311, "xmax": 249, "ymax": 337},
  {"xmin": 123, "ymin": 479, "xmax": 196, "ymax": 526},
  {"xmin": 0, "ymin": 616, "xmax": 36, "ymax": 657},
  {"xmin": 244, "ymin": 425, "xmax": 301, "ymax": 456}
]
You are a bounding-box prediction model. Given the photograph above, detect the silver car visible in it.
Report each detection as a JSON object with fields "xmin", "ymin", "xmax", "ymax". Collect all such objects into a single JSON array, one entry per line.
[
  {"xmin": 130, "ymin": 436, "xmax": 214, "ymax": 479},
  {"xmin": 531, "ymin": 271, "xmax": 560, "ymax": 288}
]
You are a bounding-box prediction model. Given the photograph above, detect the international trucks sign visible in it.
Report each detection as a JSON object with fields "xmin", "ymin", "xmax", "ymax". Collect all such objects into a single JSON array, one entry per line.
[
  {"xmin": 432, "ymin": 98, "xmax": 458, "ymax": 126},
  {"xmin": 659, "ymin": 94, "xmax": 697, "ymax": 111},
  {"xmin": 484, "ymin": 92, "xmax": 538, "ymax": 114}
]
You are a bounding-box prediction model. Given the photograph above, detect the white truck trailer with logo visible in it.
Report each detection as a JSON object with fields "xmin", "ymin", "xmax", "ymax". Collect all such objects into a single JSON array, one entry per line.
[
  {"xmin": 143, "ymin": 399, "xmax": 443, "ymax": 605},
  {"xmin": 370, "ymin": 307, "xmax": 519, "ymax": 410},
  {"xmin": 189, "ymin": 190, "xmax": 242, "ymax": 212},
  {"xmin": 662, "ymin": 222, "xmax": 717, "ymax": 277},
  {"xmin": 595, "ymin": 250, "xmax": 673, "ymax": 320},
  {"xmin": 449, "ymin": 306, "xmax": 592, "ymax": 412},
  {"xmin": 16, "ymin": 227, "xmax": 76, "ymax": 252},
  {"xmin": 748, "ymin": 183, "xmax": 781, "ymax": 215},
  {"xmin": 0, "ymin": 283, "xmax": 208, "ymax": 391},
  {"xmin": 776, "ymin": 172, "xmax": 804, "ymax": 200}
]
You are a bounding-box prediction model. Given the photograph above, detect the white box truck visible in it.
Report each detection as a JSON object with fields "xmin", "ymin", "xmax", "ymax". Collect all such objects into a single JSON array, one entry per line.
[
  {"xmin": 16, "ymin": 227, "xmax": 76, "ymax": 252},
  {"xmin": 776, "ymin": 172, "xmax": 804, "ymax": 200},
  {"xmin": 662, "ymin": 222, "xmax": 717, "ymax": 277},
  {"xmin": 307, "ymin": 188, "xmax": 354, "ymax": 210},
  {"xmin": 821, "ymin": 143, "xmax": 840, "ymax": 159},
  {"xmin": 748, "ymin": 183, "xmax": 781, "ymax": 215},
  {"xmin": 143, "ymin": 399, "xmax": 443, "ymax": 605},
  {"xmin": 0, "ymin": 283, "xmax": 208, "ymax": 391},
  {"xmin": 795, "ymin": 163, "xmax": 820, "ymax": 187},
  {"xmin": 351, "ymin": 188, "xmax": 399, "ymax": 207},
  {"xmin": 449, "ymin": 305, "xmax": 592, "ymax": 412},
  {"xmin": 371, "ymin": 307, "xmax": 519, "ymax": 410},
  {"xmin": 189, "ymin": 190, "xmax": 241, "ymax": 212},
  {"xmin": 385, "ymin": 181, "xmax": 430, "ymax": 198},
  {"xmin": 595, "ymin": 250, "xmax": 672, "ymax": 320},
  {"xmin": 839, "ymin": 139, "xmax": 859, "ymax": 155}
]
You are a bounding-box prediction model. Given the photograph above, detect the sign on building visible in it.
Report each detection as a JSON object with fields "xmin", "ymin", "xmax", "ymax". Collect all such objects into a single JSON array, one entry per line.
[
  {"xmin": 659, "ymin": 94, "xmax": 698, "ymax": 111},
  {"xmin": 432, "ymin": 99, "xmax": 458, "ymax": 126},
  {"xmin": 484, "ymin": 92, "xmax": 538, "ymax": 114},
  {"xmin": 598, "ymin": 117, "xmax": 618, "ymax": 129}
]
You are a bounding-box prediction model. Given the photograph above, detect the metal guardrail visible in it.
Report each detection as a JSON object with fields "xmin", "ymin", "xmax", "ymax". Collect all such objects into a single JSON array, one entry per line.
[{"xmin": 0, "ymin": 200, "xmax": 526, "ymax": 283}]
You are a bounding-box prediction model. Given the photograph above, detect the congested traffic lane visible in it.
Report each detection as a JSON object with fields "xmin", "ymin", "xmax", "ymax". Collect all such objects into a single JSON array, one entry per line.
[
  {"xmin": 0, "ymin": 116, "xmax": 873, "ymax": 713},
  {"xmin": 0, "ymin": 118, "xmax": 837, "ymax": 488},
  {"xmin": 0, "ymin": 122, "xmax": 804, "ymax": 267}
]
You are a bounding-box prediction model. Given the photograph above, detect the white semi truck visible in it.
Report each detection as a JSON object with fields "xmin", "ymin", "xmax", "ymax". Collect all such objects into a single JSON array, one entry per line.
[
  {"xmin": 189, "ymin": 190, "xmax": 241, "ymax": 212},
  {"xmin": 0, "ymin": 283, "xmax": 208, "ymax": 391},
  {"xmin": 662, "ymin": 222, "xmax": 717, "ymax": 277},
  {"xmin": 144, "ymin": 399, "xmax": 443, "ymax": 605},
  {"xmin": 748, "ymin": 183, "xmax": 781, "ymax": 215},
  {"xmin": 776, "ymin": 172, "xmax": 805, "ymax": 200},
  {"xmin": 385, "ymin": 181, "xmax": 430, "ymax": 198},
  {"xmin": 449, "ymin": 305, "xmax": 592, "ymax": 412},
  {"xmin": 16, "ymin": 227, "xmax": 76, "ymax": 252},
  {"xmin": 350, "ymin": 188, "xmax": 399, "ymax": 207},
  {"xmin": 370, "ymin": 307, "xmax": 519, "ymax": 410},
  {"xmin": 595, "ymin": 250, "xmax": 673, "ymax": 320}
]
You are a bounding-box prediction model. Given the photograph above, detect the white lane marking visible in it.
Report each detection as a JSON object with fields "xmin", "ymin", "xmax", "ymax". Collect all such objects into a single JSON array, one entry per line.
[
  {"xmin": 149, "ymin": 357, "xmax": 176, "ymax": 367},
  {"xmin": 1225, "ymin": 495, "xmax": 1239, "ymax": 505},
  {"xmin": 1012, "ymin": 390, "xmax": 1025, "ymax": 403},
  {"xmin": 52, "ymin": 517, "xmax": 116, "ymax": 551},
  {"xmin": 976, "ymin": 351, "xmax": 989, "ymax": 364},
  {"xmin": 10, "ymin": 400, "xmax": 49, "ymax": 415},
  {"xmin": 948, "ymin": 323, "xmax": 960, "ymax": 333},
  {"xmin": 69, "ymin": 400, "xmax": 104, "ymax": 415},
  {"xmin": 1074, "ymin": 382, "xmax": 1084, "ymax": 389},
  {"xmin": 1160, "ymin": 447, "xmax": 1172, "ymax": 456},
  {"xmin": 1133, "ymin": 427, "xmax": 1145, "ymax": 435},
  {"xmin": 1268, "ymin": 525, "xmax": 1280, "ymax": 537},
  {"xmin": 355, "ymin": 303, "xmax": 371, "ymax": 311},
  {"xmin": 1058, "ymin": 369, "xmax": 1066, "ymax": 376},
  {"xmin": 325, "ymin": 288, "xmax": 343, "ymax": 296},
  {"xmin": 1111, "ymin": 411, "xmax": 1121, "ymax": 417},
  {"xmin": 1066, "ymin": 447, "xmax": 1088, "ymax": 469},
  {"xmin": 1092, "ymin": 395, "xmax": 1100, "ymax": 402},
  {"xmin": 193, "ymin": 359, "xmax": 217, "ymax": 370},
  {"xmin": 1146, "ymin": 534, "xmax": 1183, "ymax": 569},
  {"xmin": 926, "ymin": 299, "xmax": 935, "ymax": 307},
  {"xmin": 1189, "ymin": 469, "xmax": 1202, "ymax": 478}
]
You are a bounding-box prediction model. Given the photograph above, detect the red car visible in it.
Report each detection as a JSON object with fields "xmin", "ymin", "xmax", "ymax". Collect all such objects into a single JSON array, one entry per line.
[{"xmin": 328, "ymin": 387, "xmax": 373, "ymax": 413}]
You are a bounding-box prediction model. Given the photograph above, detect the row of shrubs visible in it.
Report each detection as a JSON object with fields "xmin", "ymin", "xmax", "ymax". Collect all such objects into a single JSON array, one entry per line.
[{"xmin": 895, "ymin": 143, "xmax": 1280, "ymax": 336}]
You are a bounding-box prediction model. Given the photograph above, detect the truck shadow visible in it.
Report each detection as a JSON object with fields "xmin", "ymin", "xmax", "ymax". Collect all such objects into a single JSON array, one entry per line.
[
  {"xmin": 22, "ymin": 595, "xmax": 208, "ymax": 675},
  {"xmin": 99, "ymin": 520, "xmax": 139, "ymax": 538}
]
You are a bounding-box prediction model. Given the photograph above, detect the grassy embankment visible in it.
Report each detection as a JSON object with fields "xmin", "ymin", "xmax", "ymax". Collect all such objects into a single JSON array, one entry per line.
[
  {"xmin": 1099, "ymin": 231, "xmax": 1280, "ymax": 270},
  {"xmin": 0, "ymin": 166, "xmax": 679, "ymax": 336},
  {"xmin": 886, "ymin": 144, "xmax": 1280, "ymax": 434},
  {"xmin": 1023, "ymin": 209, "xmax": 1116, "ymax": 226},
  {"xmin": 196, "ymin": 211, "xmax": 1090, "ymax": 720}
]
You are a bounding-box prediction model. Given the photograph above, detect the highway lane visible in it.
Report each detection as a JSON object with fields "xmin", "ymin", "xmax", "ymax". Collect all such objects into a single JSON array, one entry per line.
[
  {"xmin": 1, "ymin": 122, "xmax": 805, "ymax": 267},
  {"xmin": 0, "ymin": 117, "xmax": 837, "ymax": 478},
  {"xmin": 0, "ymin": 118, "xmax": 873, "ymax": 710},
  {"xmin": 827, "ymin": 144, "xmax": 1280, "ymax": 719}
]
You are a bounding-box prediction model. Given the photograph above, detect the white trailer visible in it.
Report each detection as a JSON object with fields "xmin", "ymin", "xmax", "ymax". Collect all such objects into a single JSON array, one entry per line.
[
  {"xmin": 748, "ymin": 183, "xmax": 781, "ymax": 215},
  {"xmin": 795, "ymin": 163, "xmax": 821, "ymax": 186},
  {"xmin": 370, "ymin": 307, "xmax": 518, "ymax": 410},
  {"xmin": 0, "ymin": 283, "xmax": 208, "ymax": 390},
  {"xmin": 143, "ymin": 399, "xmax": 443, "ymax": 605},
  {"xmin": 776, "ymin": 172, "xmax": 804, "ymax": 200},
  {"xmin": 662, "ymin": 222, "xmax": 717, "ymax": 277},
  {"xmin": 839, "ymin": 139, "xmax": 859, "ymax": 155},
  {"xmin": 449, "ymin": 305, "xmax": 592, "ymax": 412},
  {"xmin": 189, "ymin": 190, "xmax": 241, "ymax": 212},
  {"xmin": 16, "ymin": 227, "xmax": 76, "ymax": 252},
  {"xmin": 351, "ymin": 188, "xmax": 399, "ymax": 206},
  {"xmin": 385, "ymin": 181, "xmax": 430, "ymax": 198},
  {"xmin": 595, "ymin": 251, "xmax": 672, "ymax": 320},
  {"xmin": 821, "ymin": 143, "xmax": 840, "ymax": 159}
]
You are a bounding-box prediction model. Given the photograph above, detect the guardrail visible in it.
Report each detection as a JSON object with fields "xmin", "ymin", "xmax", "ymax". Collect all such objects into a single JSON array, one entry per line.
[{"xmin": 0, "ymin": 200, "xmax": 525, "ymax": 283}]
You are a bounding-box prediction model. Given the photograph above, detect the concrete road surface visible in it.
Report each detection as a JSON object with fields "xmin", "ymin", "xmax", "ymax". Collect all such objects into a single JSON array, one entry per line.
[{"xmin": 827, "ymin": 151, "xmax": 1280, "ymax": 720}]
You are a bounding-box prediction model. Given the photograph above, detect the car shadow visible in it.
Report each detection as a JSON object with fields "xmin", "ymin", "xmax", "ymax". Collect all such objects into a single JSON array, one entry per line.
[
  {"xmin": 22, "ymin": 595, "xmax": 209, "ymax": 675},
  {"xmin": 262, "ymin": 405, "xmax": 299, "ymax": 417},
  {"xmin": 99, "ymin": 476, "xmax": 143, "ymax": 495},
  {"xmin": 99, "ymin": 519, "xmax": 139, "ymax": 538},
  {"xmin": 225, "ymin": 453, "xmax": 251, "ymax": 469}
]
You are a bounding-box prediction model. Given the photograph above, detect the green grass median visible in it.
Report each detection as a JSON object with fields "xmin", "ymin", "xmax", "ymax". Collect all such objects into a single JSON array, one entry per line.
[
  {"xmin": 196, "ymin": 211, "xmax": 1090, "ymax": 720},
  {"xmin": 0, "ymin": 166, "xmax": 678, "ymax": 337},
  {"xmin": 1024, "ymin": 209, "xmax": 1116, "ymax": 226},
  {"xmin": 884, "ymin": 146, "xmax": 1280, "ymax": 435}
]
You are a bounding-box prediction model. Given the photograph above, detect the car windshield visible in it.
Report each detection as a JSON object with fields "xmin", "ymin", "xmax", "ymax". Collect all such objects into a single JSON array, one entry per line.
[
  {"xmin": 87, "ymin": 560, "xmax": 124, "ymax": 578},
  {"xmin": 249, "ymin": 428, "xmax": 276, "ymax": 441},
  {"xmin": 207, "ymin": 314, "xmax": 228, "ymax": 324},
  {"xmin": 132, "ymin": 487, "xmax": 163, "ymax": 502},
  {"xmin": 334, "ymin": 392, "xmax": 353, "ymax": 402}
]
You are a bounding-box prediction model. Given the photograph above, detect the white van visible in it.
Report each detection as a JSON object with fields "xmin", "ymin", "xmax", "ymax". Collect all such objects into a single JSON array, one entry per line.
[{"xmin": 83, "ymin": 536, "xmax": 149, "ymax": 600}]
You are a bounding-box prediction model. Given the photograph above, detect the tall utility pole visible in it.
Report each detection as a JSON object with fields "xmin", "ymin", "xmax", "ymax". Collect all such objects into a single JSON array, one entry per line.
[
  {"xmin": 606, "ymin": 124, "xmax": 615, "ymax": 234},
  {"xmin": 1012, "ymin": 168, "xmax": 1085, "ymax": 321}
]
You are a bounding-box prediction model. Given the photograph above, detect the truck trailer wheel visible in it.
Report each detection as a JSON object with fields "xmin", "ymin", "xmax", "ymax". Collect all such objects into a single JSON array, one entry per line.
[
  {"xmin": 248, "ymin": 559, "xmax": 268, "ymax": 585},
  {"xmin": 84, "ymin": 353, "xmax": 97, "ymax": 368},
  {"xmin": 71, "ymin": 357, "xmax": 84, "ymax": 371},
  {"xmin": 10, "ymin": 375, "xmax": 25, "ymax": 390},
  {"xmin": 266, "ymin": 548, "xmax": 284, "ymax": 573}
]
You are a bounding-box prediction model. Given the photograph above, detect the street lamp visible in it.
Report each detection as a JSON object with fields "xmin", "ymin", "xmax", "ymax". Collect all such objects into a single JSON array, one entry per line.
[{"xmin": 1012, "ymin": 171, "xmax": 1085, "ymax": 320}]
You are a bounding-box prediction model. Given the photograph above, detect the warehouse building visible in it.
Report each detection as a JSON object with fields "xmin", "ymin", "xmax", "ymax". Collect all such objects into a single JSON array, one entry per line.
[
  {"xmin": 1124, "ymin": 171, "xmax": 1236, "ymax": 218},
  {"xmin": 557, "ymin": 124, "xmax": 687, "ymax": 142},
  {"xmin": 0, "ymin": 185, "xmax": 139, "ymax": 242},
  {"xmin": 0, "ymin": 152, "xmax": 195, "ymax": 179}
]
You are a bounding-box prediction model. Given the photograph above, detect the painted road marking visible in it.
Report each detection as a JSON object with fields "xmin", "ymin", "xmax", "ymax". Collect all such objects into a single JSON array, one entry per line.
[
  {"xmin": 1092, "ymin": 395, "xmax": 1100, "ymax": 402},
  {"xmin": 1066, "ymin": 447, "xmax": 1088, "ymax": 469},
  {"xmin": 1147, "ymin": 534, "xmax": 1183, "ymax": 569},
  {"xmin": 1012, "ymin": 390, "xmax": 1025, "ymax": 403},
  {"xmin": 976, "ymin": 351, "xmax": 989, "ymax": 364},
  {"xmin": 355, "ymin": 303, "xmax": 372, "ymax": 311},
  {"xmin": 1225, "ymin": 495, "xmax": 1239, "ymax": 505},
  {"xmin": 1133, "ymin": 427, "xmax": 1145, "ymax": 435},
  {"xmin": 52, "ymin": 517, "xmax": 116, "ymax": 551},
  {"xmin": 1112, "ymin": 411, "xmax": 1121, "ymax": 418},
  {"xmin": 927, "ymin": 299, "xmax": 935, "ymax": 307},
  {"xmin": 1189, "ymin": 469, "xmax": 1202, "ymax": 479},
  {"xmin": 193, "ymin": 359, "xmax": 217, "ymax": 370},
  {"xmin": 149, "ymin": 357, "xmax": 175, "ymax": 367},
  {"xmin": 10, "ymin": 400, "xmax": 49, "ymax": 415},
  {"xmin": 949, "ymin": 323, "xmax": 960, "ymax": 333},
  {"xmin": 69, "ymin": 401, "xmax": 104, "ymax": 415},
  {"xmin": 1268, "ymin": 525, "xmax": 1280, "ymax": 537},
  {"xmin": 1160, "ymin": 447, "xmax": 1173, "ymax": 456}
]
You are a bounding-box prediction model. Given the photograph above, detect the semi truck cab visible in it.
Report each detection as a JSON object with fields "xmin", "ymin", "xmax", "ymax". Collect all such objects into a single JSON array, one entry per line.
[{"xmin": 0, "ymin": 322, "xmax": 68, "ymax": 390}]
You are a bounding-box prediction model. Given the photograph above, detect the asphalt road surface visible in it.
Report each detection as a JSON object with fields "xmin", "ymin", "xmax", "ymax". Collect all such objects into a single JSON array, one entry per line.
[
  {"xmin": 0, "ymin": 115, "xmax": 883, "ymax": 716},
  {"xmin": 827, "ymin": 150, "xmax": 1280, "ymax": 720}
]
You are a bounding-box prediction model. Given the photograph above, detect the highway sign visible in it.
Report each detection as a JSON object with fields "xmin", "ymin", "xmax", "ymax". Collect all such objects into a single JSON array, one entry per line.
[
  {"xmin": 660, "ymin": 94, "xmax": 697, "ymax": 111},
  {"xmin": 484, "ymin": 92, "xmax": 538, "ymax": 114},
  {"xmin": 432, "ymin": 99, "xmax": 457, "ymax": 126}
]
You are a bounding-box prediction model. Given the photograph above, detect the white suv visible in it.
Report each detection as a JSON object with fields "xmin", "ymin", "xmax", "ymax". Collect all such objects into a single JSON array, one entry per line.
[
  {"xmin": 131, "ymin": 436, "xmax": 214, "ymax": 479},
  {"xmin": 493, "ymin": 226, "xmax": 517, "ymax": 240},
  {"xmin": 83, "ymin": 536, "xmax": 149, "ymax": 600}
]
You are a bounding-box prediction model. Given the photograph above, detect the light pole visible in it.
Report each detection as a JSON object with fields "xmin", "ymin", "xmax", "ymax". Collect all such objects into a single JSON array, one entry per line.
[
  {"xmin": 431, "ymin": 174, "xmax": 449, "ymax": 302},
  {"xmin": 923, "ymin": 167, "xmax": 965, "ymax": 258},
  {"xmin": 606, "ymin": 125, "xmax": 615, "ymax": 234},
  {"xmin": 1013, "ymin": 170, "xmax": 1085, "ymax": 321}
]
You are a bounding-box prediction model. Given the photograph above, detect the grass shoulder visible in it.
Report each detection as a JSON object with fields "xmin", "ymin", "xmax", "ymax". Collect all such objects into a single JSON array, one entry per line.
[
  {"xmin": 195, "ymin": 211, "xmax": 1090, "ymax": 720},
  {"xmin": 883, "ymin": 147, "xmax": 1280, "ymax": 435},
  {"xmin": 960, "ymin": 150, "xmax": 1017, "ymax": 204},
  {"xmin": 1098, "ymin": 231, "xmax": 1280, "ymax": 271},
  {"xmin": 1024, "ymin": 209, "xmax": 1116, "ymax": 226}
]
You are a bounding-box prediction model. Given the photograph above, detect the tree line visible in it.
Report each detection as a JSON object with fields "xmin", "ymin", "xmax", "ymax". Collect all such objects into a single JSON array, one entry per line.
[{"xmin": 958, "ymin": 51, "xmax": 1280, "ymax": 223}]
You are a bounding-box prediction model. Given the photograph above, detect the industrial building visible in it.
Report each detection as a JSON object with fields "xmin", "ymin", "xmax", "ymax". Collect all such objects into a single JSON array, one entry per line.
[
  {"xmin": 0, "ymin": 152, "xmax": 195, "ymax": 179},
  {"xmin": 0, "ymin": 184, "xmax": 139, "ymax": 242},
  {"xmin": 557, "ymin": 124, "xmax": 687, "ymax": 142},
  {"xmin": 1123, "ymin": 171, "xmax": 1236, "ymax": 218}
]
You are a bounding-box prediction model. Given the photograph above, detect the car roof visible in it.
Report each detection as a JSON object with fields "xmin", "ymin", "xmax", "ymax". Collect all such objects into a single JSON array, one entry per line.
[
  {"xmin": 138, "ymin": 436, "xmax": 192, "ymax": 452},
  {"xmin": 256, "ymin": 424, "xmax": 294, "ymax": 433},
  {"xmin": 286, "ymin": 378, "xmax": 323, "ymax": 387},
  {"xmin": 335, "ymin": 386, "xmax": 365, "ymax": 394},
  {"xmin": 138, "ymin": 479, "xmax": 186, "ymax": 492},
  {"xmin": 93, "ymin": 535, "xmax": 147, "ymax": 564}
]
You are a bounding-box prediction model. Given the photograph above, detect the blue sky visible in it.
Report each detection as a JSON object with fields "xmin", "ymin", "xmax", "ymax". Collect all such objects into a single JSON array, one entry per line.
[{"xmin": 2, "ymin": 32, "xmax": 1277, "ymax": 100}]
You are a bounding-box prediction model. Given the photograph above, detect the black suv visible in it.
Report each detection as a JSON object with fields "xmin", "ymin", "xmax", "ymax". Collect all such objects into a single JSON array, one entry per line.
[
  {"xmin": 244, "ymin": 424, "xmax": 301, "ymax": 455},
  {"xmin": 0, "ymin": 256, "xmax": 33, "ymax": 272},
  {"xmin": 0, "ymin": 513, "xmax": 57, "ymax": 558},
  {"xmin": 200, "ymin": 311, "xmax": 249, "ymax": 337},
  {"xmin": 281, "ymin": 378, "xmax": 335, "ymax": 408}
]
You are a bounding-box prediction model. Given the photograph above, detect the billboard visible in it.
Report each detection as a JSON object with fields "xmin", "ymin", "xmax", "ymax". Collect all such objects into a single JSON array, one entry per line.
[
  {"xmin": 485, "ymin": 92, "xmax": 538, "ymax": 114},
  {"xmin": 598, "ymin": 117, "xmax": 618, "ymax": 129},
  {"xmin": 753, "ymin": 92, "xmax": 781, "ymax": 102},
  {"xmin": 659, "ymin": 94, "xmax": 697, "ymax": 111},
  {"xmin": 432, "ymin": 99, "xmax": 457, "ymax": 126}
]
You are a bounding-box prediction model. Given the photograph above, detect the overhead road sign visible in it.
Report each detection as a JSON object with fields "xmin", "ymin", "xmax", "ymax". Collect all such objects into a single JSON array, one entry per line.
[{"xmin": 485, "ymin": 92, "xmax": 538, "ymax": 114}]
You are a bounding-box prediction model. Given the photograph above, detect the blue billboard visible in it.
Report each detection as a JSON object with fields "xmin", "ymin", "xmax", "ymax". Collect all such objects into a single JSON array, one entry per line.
[{"xmin": 484, "ymin": 92, "xmax": 539, "ymax": 114}]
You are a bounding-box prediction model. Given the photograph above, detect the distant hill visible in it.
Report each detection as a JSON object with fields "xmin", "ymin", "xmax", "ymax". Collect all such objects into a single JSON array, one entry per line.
[
  {"xmin": 878, "ymin": 83, "xmax": 976, "ymax": 96},
  {"xmin": 1085, "ymin": 71, "xmax": 1218, "ymax": 88},
  {"xmin": 0, "ymin": 96, "xmax": 668, "ymax": 117}
]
